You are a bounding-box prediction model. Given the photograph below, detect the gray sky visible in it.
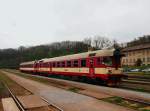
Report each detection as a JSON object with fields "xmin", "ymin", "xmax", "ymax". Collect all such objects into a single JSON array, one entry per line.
[{"xmin": 0, "ymin": 0, "xmax": 150, "ymax": 49}]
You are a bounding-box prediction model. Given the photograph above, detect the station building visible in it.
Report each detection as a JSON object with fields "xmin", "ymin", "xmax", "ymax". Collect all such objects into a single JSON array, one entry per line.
[{"xmin": 121, "ymin": 43, "xmax": 150, "ymax": 66}]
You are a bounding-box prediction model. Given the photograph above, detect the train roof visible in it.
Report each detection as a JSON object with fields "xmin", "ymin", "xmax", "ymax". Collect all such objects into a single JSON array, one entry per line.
[
  {"xmin": 42, "ymin": 49, "xmax": 115, "ymax": 62},
  {"xmin": 20, "ymin": 61, "xmax": 35, "ymax": 65},
  {"xmin": 20, "ymin": 49, "xmax": 115, "ymax": 65}
]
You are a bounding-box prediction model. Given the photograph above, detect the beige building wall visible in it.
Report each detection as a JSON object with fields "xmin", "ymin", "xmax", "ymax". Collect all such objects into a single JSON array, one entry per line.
[{"xmin": 122, "ymin": 48, "xmax": 150, "ymax": 66}]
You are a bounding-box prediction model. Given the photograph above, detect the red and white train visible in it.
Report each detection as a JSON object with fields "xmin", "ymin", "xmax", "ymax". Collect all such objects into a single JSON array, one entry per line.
[{"xmin": 20, "ymin": 49, "xmax": 124, "ymax": 86}]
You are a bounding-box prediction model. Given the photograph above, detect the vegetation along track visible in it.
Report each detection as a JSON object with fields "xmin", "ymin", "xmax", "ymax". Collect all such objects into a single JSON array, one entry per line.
[{"xmin": 3, "ymin": 69, "xmax": 150, "ymax": 106}]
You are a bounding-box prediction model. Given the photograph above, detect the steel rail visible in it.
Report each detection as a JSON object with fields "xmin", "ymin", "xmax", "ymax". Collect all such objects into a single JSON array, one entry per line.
[
  {"xmin": 41, "ymin": 97, "xmax": 64, "ymax": 111},
  {"xmin": 3, "ymin": 82, "xmax": 25, "ymax": 111}
]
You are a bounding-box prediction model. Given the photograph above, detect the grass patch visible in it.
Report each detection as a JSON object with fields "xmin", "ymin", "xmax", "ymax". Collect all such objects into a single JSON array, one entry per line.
[
  {"xmin": 0, "ymin": 72, "xmax": 14, "ymax": 86},
  {"xmin": 0, "ymin": 82, "xmax": 9, "ymax": 98},
  {"xmin": 102, "ymin": 96, "xmax": 149, "ymax": 111},
  {"xmin": 0, "ymin": 70, "xmax": 31, "ymax": 96},
  {"xmin": 126, "ymin": 72, "xmax": 150, "ymax": 75},
  {"xmin": 140, "ymin": 109, "xmax": 150, "ymax": 111},
  {"xmin": 68, "ymin": 87, "xmax": 80, "ymax": 93},
  {"xmin": 133, "ymin": 88, "xmax": 147, "ymax": 92}
]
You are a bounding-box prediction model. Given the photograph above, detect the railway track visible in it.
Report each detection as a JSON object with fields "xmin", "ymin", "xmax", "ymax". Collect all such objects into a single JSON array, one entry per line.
[
  {"xmin": 2, "ymin": 82, "xmax": 25, "ymax": 111},
  {"xmin": 4, "ymin": 70, "xmax": 150, "ymax": 104},
  {"xmin": 2, "ymin": 82, "xmax": 63, "ymax": 111},
  {"xmin": 121, "ymin": 79, "xmax": 150, "ymax": 85},
  {"xmin": 120, "ymin": 74, "xmax": 150, "ymax": 92}
]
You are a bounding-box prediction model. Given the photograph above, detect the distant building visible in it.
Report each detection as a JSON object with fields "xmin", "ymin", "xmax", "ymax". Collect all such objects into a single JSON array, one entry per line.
[{"xmin": 121, "ymin": 43, "xmax": 150, "ymax": 66}]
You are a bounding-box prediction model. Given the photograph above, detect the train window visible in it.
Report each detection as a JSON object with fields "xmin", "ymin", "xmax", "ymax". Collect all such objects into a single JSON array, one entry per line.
[
  {"xmin": 102, "ymin": 57, "xmax": 112, "ymax": 66},
  {"xmin": 97, "ymin": 57, "xmax": 102, "ymax": 65},
  {"xmin": 28, "ymin": 64, "xmax": 32, "ymax": 67},
  {"xmin": 61, "ymin": 61, "xmax": 65, "ymax": 67},
  {"xmin": 43, "ymin": 63, "xmax": 45, "ymax": 67},
  {"xmin": 43, "ymin": 63, "xmax": 48, "ymax": 67},
  {"xmin": 81, "ymin": 59, "xmax": 86, "ymax": 67},
  {"xmin": 67, "ymin": 61, "xmax": 71, "ymax": 67},
  {"xmin": 73, "ymin": 60, "xmax": 78, "ymax": 67},
  {"xmin": 53, "ymin": 62, "xmax": 56, "ymax": 67},
  {"xmin": 57, "ymin": 62, "xmax": 60, "ymax": 67},
  {"xmin": 49, "ymin": 62, "xmax": 51, "ymax": 67}
]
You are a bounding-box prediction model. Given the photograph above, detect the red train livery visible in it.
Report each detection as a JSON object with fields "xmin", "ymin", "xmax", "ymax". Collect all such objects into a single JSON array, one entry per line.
[{"xmin": 19, "ymin": 49, "xmax": 124, "ymax": 86}]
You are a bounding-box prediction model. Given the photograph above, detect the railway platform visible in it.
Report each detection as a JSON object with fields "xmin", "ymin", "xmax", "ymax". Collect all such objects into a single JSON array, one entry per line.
[{"xmin": 2, "ymin": 71, "xmax": 136, "ymax": 111}]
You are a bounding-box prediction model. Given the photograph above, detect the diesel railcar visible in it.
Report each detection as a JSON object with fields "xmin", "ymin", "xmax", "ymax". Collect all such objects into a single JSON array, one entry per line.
[{"xmin": 20, "ymin": 49, "xmax": 124, "ymax": 86}]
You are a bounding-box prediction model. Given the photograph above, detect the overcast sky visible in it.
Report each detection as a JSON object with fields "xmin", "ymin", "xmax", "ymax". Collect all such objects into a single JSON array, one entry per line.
[{"xmin": 0, "ymin": 0, "xmax": 150, "ymax": 49}]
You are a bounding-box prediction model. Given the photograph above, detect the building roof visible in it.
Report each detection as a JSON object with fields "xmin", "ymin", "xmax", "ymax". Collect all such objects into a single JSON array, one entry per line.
[{"xmin": 122, "ymin": 43, "xmax": 150, "ymax": 52}]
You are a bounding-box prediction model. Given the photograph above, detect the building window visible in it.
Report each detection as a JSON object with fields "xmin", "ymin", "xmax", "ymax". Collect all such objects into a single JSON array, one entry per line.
[
  {"xmin": 133, "ymin": 51, "xmax": 135, "ymax": 55},
  {"xmin": 129, "ymin": 52, "xmax": 131, "ymax": 56},
  {"xmin": 143, "ymin": 50, "xmax": 145, "ymax": 55},
  {"xmin": 122, "ymin": 59, "xmax": 124, "ymax": 63},
  {"xmin": 126, "ymin": 59, "xmax": 128, "ymax": 63},
  {"xmin": 147, "ymin": 50, "xmax": 149, "ymax": 54},
  {"xmin": 130, "ymin": 59, "xmax": 132, "ymax": 63},
  {"xmin": 133, "ymin": 59, "xmax": 136, "ymax": 63},
  {"xmin": 147, "ymin": 57, "xmax": 150, "ymax": 62},
  {"xmin": 143, "ymin": 58, "xmax": 145, "ymax": 62}
]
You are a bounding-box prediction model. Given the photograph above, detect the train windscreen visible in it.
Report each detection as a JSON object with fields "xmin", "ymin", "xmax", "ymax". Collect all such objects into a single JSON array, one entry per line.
[{"xmin": 113, "ymin": 49, "xmax": 121, "ymax": 69}]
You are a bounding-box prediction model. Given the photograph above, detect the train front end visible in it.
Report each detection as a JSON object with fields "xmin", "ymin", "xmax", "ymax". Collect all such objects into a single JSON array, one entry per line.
[{"xmin": 106, "ymin": 49, "xmax": 125, "ymax": 86}]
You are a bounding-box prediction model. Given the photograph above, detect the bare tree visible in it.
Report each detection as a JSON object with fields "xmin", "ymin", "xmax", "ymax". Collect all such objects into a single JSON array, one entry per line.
[
  {"xmin": 92, "ymin": 36, "xmax": 112, "ymax": 49},
  {"xmin": 83, "ymin": 37, "xmax": 92, "ymax": 47}
]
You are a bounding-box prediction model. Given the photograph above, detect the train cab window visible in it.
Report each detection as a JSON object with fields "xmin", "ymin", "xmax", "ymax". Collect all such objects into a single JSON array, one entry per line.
[
  {"xmin": 81, "ymin": 59, "xmax": 86, "ymax": 67},
  {"xmin": 73, "ymin": 60, "xmax": 78, "ymax": 67},
  {"xmin": 102, "ymin": 57, "xmax": 112, "ymax": 66},
  {"xmin": 57, "ymin": 62, "xmax": 60, "ymax": 67},
  {"xmin": 67, "ymin": 61, "xmax": 71, "ymax": 67},
  {"xmin": 61, "ymin": 61, "xmax": 65, "ymax": 67}
]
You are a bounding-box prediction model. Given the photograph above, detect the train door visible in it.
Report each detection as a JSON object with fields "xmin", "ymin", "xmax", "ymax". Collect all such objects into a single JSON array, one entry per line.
[
  {"xmin": 34, "ymin": 62, "xmax": 38, "ymax": 73},
  {"xmin": 49, "ymin": 62, "xmax": 51, "ymax": 73},
  {"xmin": 89, "ymin": 58, "xmax": 95, "ymax": 77}
]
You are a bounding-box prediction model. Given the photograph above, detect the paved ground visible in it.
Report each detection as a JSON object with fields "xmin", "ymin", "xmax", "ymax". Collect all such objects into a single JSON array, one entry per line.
[
  {"xmin": 17, "ymin": 95, "xmax": 48, "ymax": 109},
  {"xmin": 2, "ymin": 71, "xmax": 135, "ymax": 111},
  {"xmin": 2, "ymin": 98, "xmax": 20, "ymax": 111},
  {"xmin": 26, "ymin": 72, "xmax": 150, "ymax": 103}
]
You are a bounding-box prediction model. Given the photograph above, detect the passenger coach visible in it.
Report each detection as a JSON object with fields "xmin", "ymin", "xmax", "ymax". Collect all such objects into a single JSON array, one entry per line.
[{"xmin": 20, "ymin": 49, "xmax": 124, "ymax": 86}]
